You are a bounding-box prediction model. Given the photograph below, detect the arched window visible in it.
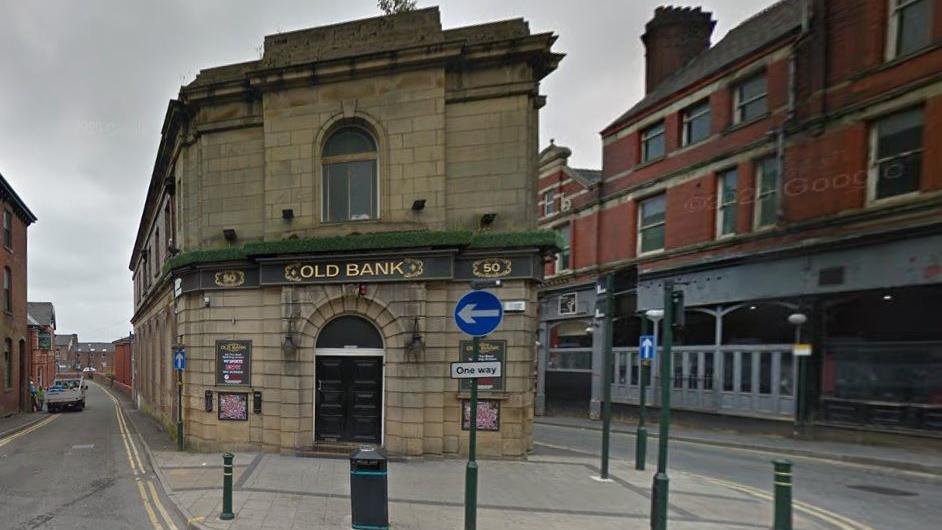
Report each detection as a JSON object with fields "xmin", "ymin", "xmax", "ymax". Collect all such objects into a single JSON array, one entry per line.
[
  {"xmin": 316, "ymin": 316, "xmax": 383, "ymax": 349},
  {"xmin": 322, "ymin": 126, "xmax": 378, "ymax": 222}
]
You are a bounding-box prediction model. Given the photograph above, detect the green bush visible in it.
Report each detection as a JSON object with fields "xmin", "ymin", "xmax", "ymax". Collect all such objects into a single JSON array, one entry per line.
[{"xmin": 163, "ymin": 229, "xmax": 560, "ymax": 274}]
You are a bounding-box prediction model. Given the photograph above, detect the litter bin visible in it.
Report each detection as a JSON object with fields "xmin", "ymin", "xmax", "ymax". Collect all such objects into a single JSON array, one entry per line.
[{"xmin": 350, "ymin": 446, "xmax": 389, "ymax": 530}]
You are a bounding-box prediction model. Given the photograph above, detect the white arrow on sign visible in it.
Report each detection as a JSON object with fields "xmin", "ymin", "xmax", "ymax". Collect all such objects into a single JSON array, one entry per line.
[
  {"xmin": 641, "ymin": 338, "xmax": 653, "ymax": 349},
  {"xmin": 457, "ymin": 304, "xmax": 500, "ymax": 325}
]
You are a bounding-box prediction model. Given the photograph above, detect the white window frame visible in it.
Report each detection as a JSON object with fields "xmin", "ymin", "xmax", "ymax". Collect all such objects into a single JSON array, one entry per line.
[
  {"xmin": 543, "ymin": 189, "xmax": 557, "ymax": 217},
  {"xmin": 321, "ymin": 125, "xmax": 381, "ymax": 223},
  {"xmin": 715, "ymin": 169, "xmax": 738, "ymax": 239},
  {"xmin": 558, "ymin": 293, "xmax": 578, "ymax": 316},
  {"xmin": 733, "ymin": 74, "xmax": 768, "ymax": 124},
  {"xmin": 641, "ymin": 121, "xmax": 666, "ymax": 163},
  {"xmin": 867, "ymin": 107, "xmax": 924, "ymax": 203},
  {"xmin": 886, "ymin": 0, "xmax": 932, "ymax": 60},
  {"xmin": 637, "ymin": 194, "xmax": 666, "ymax": 255},
  {"xmin": 753, "ymin": 157, "xmax": 779, "ymax": 229},
  {"xmin": 682, "ymin": 100, "xmax": 711, "ymax": 146},
  {"xmin": 555, "ymin": 224, "xmax": 571, "ymax": 273}
]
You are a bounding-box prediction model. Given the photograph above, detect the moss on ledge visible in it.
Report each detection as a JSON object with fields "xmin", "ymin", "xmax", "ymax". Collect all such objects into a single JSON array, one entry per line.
[{"xmin": 163, "ymin": 229, "xmax": 560, "ymax": 273}]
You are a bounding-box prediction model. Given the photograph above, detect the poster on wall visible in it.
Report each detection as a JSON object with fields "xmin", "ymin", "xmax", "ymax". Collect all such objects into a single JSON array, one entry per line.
[
  {"xmin": 461, "ymin": 399, "xmax": 500, "ymax": 431},
  {"xmin": 216, "ymin": 340, "xmax": 252, "ymax": 386},
  {"xmin": 459, "ymin": 340, "xmax": 505, "ymax": 392},
  {"xmin": 218, "ymin": 392, "xmax": 248, "ymax": 421}
]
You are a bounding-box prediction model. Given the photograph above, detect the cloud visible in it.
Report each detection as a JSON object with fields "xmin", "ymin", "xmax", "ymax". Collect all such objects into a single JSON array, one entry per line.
[{"xmin": 0, "ymin": 0, "xmax": 776, "ymax": 341}]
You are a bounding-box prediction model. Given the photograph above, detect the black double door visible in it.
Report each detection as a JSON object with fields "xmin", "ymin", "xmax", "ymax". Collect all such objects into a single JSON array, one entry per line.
[{"xmin": 315, "ymin": 356, "xmax": 382, "ymax": 443}]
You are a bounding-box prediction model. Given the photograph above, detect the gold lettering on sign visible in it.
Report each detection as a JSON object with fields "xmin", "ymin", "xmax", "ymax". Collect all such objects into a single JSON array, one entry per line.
[
  {"xmin": 472, "ymin": 258, "xmax": 512, "ymax": 278},
  {"xmin": 214, "ymin": 270, "xmax": 246, "ymax": 287},
  {"xmin": 219, "ymin": 342, "xmax": 247, "ymax": 353},
  {"xmin": 285, "ymin": 259, "xmax": 425, "ymax": 281}
]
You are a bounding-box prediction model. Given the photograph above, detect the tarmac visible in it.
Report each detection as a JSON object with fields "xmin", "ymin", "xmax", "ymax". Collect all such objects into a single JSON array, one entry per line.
[{"xmin": 103, "ymin": 388, "xmax": 896, "ymax": 530}]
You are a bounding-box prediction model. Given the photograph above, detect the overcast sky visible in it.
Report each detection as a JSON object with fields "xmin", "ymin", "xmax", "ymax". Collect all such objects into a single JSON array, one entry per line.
[{"xmin": 0, "ymin": 0, "xmax": 776, "ymax": 341}]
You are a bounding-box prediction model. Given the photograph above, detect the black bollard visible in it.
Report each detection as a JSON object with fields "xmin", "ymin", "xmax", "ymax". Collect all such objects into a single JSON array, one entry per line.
[{"xmin": 221, "ymin": 452, "xmax": 235, "ymax": 520}]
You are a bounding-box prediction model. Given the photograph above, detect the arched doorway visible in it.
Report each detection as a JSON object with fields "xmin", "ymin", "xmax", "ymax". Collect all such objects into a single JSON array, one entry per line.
[{"xmin": 314, "ymin": 315, "xmax": 384, "ymax": 444}]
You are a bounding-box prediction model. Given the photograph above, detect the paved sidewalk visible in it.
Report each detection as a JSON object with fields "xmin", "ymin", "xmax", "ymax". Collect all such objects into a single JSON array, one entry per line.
[
  {"xmin": 537, "ymin": 416, "xmax": 942, "ymax": 475},
  {"xmin": 0, "ymin": 411, "xmax": 45, "ymax": 439},
  {"xmin": 112, "ymin": 403, "xmax": 850, "ymax": 530}
]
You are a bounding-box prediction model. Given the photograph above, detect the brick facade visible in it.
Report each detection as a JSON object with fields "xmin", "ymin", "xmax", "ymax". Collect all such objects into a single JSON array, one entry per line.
[
  {"xmin": 0, "ymin": 173, "xmax": 37, "ymax": 414},
  {"xmin": 538, "ymin": 0, "xmax": 942, "ymax": 430}
]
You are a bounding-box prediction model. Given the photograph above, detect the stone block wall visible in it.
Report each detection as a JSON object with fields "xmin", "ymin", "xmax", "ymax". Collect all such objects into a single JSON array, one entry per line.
[{"xmin": 173, "ymin": 278, "xmax": 538, "ymax": 457}]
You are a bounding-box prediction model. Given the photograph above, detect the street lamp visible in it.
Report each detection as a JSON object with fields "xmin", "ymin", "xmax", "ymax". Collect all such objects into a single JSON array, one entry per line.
[{"xmin": 788, "ymin": 312, "xmax": 808, "ymax": 438}]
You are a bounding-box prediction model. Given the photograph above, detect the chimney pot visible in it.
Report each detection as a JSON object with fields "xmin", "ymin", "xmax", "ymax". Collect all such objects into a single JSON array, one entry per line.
[{"xmin": 642, "ymin": 5, "xmax": 716, "ymax": 93}]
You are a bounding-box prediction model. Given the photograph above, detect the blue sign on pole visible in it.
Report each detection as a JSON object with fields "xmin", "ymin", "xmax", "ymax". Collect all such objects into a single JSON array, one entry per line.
[
  {"xmin": 639, "ymin": 335, "xmax": 656, "ymax": 361},
  {"xmin": 173, "ymin": 348, "xmax": 186, "ymax": 371},
  {"xmin": 455, "ymin": 290, "xmax": 503, "ymax": 337}
]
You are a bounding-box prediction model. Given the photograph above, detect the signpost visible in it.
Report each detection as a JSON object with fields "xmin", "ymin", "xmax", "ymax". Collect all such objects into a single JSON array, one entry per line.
[
  {"xmin": 454, "ymin": 289, "xmax": 503, "ymax": 530},
  {"xmin": 173, "ymin": 347, "xmax": 185, "ymax": 451},
  {"xmin": 598, "ymin": 273, "xmax": 614, "ymax": 480},
  {"xmin": 637, "ymin": 330, "xmax": 656, "ymax": 470}
]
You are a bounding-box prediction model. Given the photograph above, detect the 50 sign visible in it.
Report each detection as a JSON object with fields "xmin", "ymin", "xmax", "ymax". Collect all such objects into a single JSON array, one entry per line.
[{"xmin": 472, "ymin": 258, "xmax": 512, "ymax": 278}]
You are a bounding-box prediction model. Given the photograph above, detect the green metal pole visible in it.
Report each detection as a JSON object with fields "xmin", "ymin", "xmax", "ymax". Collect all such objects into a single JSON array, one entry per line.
[
  {"xmin": 177, "ymin": 369, "xmax": 184, "ymax": 451},
  {"xmin": 464, "ymin": 335, "xmax": 480, "ymax": 530},
  {"xmin": 220, "ymin": 452, "xmax": 235, "ymax": 520},
  {"xmin": 600, "ymin": 273, "xmax": 614, "ymax": 479},
  {"xmin": 773, "ymin": 460, "xmax": 793, "ymax": 530},
  {"xmin": 636, "ymin": 317, "xmax": 649, "ymax": 471},
  {"xmin": 651, "ymin": 280, "xmax": 674, "ymax": 530}
]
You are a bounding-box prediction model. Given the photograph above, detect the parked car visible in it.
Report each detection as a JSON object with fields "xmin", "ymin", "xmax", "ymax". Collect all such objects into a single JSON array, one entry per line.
[{"xmin": 46, "ymin": 375, "xmax": 87, "ymax": 412}]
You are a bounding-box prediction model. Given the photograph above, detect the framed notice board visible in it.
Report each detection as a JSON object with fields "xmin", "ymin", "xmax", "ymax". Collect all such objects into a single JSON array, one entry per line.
[
  {"xmin": 218, "ymin": 392, "xmax": 248, "ymax": 421},
  {"xmin": 216, "ymin": 340, "xmax": 252, "ymax": 386},
  {"xmin": 461, "ymin": 399, "xmax": 500, "ymax": 431},
  {"xmin": 458, "ymin": 340, "xmax": 505, "ymax": 392}
]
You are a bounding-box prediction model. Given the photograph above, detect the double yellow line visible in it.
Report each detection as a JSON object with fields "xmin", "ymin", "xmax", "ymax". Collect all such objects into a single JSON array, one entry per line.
[
  {"xmin": 100, "ymin": 385, "xmax": 178, "ymax": 530},
  {"xmin": 693, "ymin": 473, "xmax": 877, "ymax": 530},
  {"xmin": 0, "ymin": 414, "xmax": 58, "ymax": 449}
]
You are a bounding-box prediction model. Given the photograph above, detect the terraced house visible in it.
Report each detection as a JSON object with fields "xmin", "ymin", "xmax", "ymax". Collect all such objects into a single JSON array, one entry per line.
[
  {"xmin": 0, "ymin": 172, "xmax": 36, "ymax": 414},
  {"xmin": 538, "ymin": 0, "xmax": 942, "ymax": 438},
  {"xmin": 130, "ymin": 8, "xmax": 561, "ymax": 456}
]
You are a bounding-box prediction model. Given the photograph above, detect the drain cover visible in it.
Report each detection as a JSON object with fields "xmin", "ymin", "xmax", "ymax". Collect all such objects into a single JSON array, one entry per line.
[{"xmin": 846, "ymin": 484, "xmax": 917, "ymax": 497}]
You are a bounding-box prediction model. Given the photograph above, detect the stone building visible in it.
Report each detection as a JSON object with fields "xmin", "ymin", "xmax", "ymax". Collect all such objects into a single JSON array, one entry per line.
[
  {"xmin": 130, "ymin": 8, "xmax": 561, "ymax": 456},
  {"xmin": 0, "ymin": 172, "xmax": 36, "ymax": 414}
]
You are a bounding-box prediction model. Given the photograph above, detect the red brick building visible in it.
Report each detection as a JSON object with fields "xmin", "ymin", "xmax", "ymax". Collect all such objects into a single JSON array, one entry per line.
[
  {"xmin": 0, "ymin": 172, "xmax": 37, "ymax": 414},
  {"xmin": 27, "ymin": 302, "xmax": 57, "ymax": 387},
  {"xmin": 112, "ymin": 335, "xmax": 133, "ymax": 396},
  {"xmin": 74, "ymin": 341, "xmax": 116, "ymax": 373},
  {"xmin": 538, "ymin": 0, "xmax": 942, "ymax": 434}
]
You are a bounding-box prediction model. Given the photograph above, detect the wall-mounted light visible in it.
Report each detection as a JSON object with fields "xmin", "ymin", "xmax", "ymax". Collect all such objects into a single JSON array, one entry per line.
[
  {"xmin": 223, "ymin": 228, "xmax": 237, "ymax": 242},
  {"xmin": 480, "ymin": 213, "xmax": 497, "ymax": 227},
  {"xmin": 282, "ymin": 209, "xmax": 294, "ymax": 220},
  {"xmin": 405, "ymin": 317, "xmax": 424, "ymax": 357},
  {"xmin": 282, "ymin": 334, "xmax": 297, "ymax": 356},
  {"xmin": 411, "ymin": 199, "xmax": 426, "ymax": 211},
  {"xmin": 203, "ymin": 295, "xmax": 211, "ymax": 307}
]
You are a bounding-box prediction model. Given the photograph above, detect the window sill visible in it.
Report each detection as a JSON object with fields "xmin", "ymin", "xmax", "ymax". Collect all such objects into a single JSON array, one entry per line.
[
  {"xmin": 633, "ymin": 156, "xmax": 666, "ymax": 171},
  {"xmin": 866, "ymin": 190, "xmax": 921, "ymax": 207},
  {"xmin": 636, "ymin": 248, "xmax": 665, "ymax": 258},
  {"xmin": 724, "ymin": 113, "xmax": 770, "ymax": 135},
  {"xmin": 866, "ymin": 42, "xmax": 942, "ymax": 80},
  {"xmin": 3, "ymin": 245, "xmax": 11, "ymax": 255}
]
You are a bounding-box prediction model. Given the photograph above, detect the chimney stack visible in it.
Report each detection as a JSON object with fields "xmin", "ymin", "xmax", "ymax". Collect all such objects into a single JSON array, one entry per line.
[{"xmin": 642, "ymin": 6, "xmax": 715, "ymax": 93}]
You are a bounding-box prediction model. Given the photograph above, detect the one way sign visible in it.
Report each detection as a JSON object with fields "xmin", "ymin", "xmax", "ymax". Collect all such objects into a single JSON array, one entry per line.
[
  {"xmin": 454, "ymin": 290, "xmax": 503, "ymax": 337},
  {"xmin": 173, "ymin": 348, "xmax": 186, "ymax": 371},
  {"xmin": 450, "ymin": 361, "xmax": 502, "ymax": 379},
  {"xmin": 639, "ymin": 335, "xmax": 656, "ymax": 361}
]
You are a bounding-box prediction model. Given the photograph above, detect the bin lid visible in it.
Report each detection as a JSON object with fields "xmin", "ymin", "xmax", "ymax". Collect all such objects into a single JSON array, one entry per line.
[{"xmin": 350, "ymin": 445, "xmax": 387, "ymax": 462}]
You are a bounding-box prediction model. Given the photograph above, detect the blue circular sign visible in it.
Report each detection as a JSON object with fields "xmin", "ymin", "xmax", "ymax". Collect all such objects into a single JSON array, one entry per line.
[{"xmin": 454, "ymin": 290, "xmax": 503, "ymax": 337}]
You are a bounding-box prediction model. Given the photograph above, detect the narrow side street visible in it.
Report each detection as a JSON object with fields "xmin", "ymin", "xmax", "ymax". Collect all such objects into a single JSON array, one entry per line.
[{"xmin": 0, "ymin": 384, "xmax": 183, "ymax": 530}]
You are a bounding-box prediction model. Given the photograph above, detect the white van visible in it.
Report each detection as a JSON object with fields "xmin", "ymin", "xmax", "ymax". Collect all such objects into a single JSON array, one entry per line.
[{"xmin": 46, "ymin": 374, "xmax": 87, "ymax": 412}]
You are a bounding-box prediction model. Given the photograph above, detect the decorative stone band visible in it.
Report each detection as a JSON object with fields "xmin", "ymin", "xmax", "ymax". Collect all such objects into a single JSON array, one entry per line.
[{"xmin": 173, "ymin": 250, "xmax": 541, "ymax": 296}]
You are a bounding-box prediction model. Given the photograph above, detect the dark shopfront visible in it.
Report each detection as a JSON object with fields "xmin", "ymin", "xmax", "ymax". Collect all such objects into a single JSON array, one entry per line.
[
  {"xmin": 819, "ymin": 285, "xmax": 942, "ymax": 431},
  {"xmin": 636, "ymin": 233, "xmax": 942, "ymax": 435}
]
